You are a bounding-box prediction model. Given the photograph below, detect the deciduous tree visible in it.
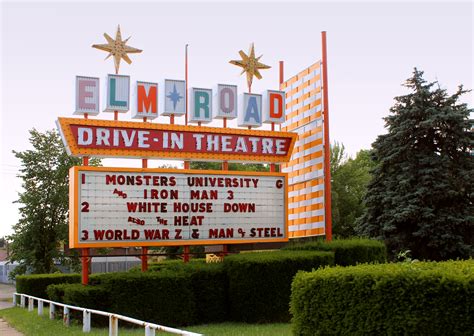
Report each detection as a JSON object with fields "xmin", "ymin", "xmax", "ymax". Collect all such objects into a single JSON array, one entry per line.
[{"xmin": 8, "ymin": 129, "xmax": 100, "ymax": 275}]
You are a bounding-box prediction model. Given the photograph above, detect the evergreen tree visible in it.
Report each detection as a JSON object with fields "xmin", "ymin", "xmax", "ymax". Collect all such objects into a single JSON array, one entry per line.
[
  {"xmin": 8, "ymin": 129, "xmax": 100, "ymax": 275},
  {"xmin": 358, "ymin": 69, "xmax": 473, "ymax": 260}
]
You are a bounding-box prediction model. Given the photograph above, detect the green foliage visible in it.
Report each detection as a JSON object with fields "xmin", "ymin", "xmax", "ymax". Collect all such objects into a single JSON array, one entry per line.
[
  {"xmin": 0, "ymin": 307, "xmax": 292, "ymax": 336},
  {"xmin": 331, "ymin": 143, "xmax": 375, "ymax": 238},
  {"xmin": 224, "ymin": 251, "xmax": 334, "ymax": 323},
  {"xmin": 147, "ymin": 261, "xmax": 228, "ymax": 323},
  {"xmin": 285, "ymin": 238, "xmax": 387, "ymax": 266},
  {"xmin": 190, "ymin": 161, "xmax": 269, "ymax": 172},
  {"xmin": 63, "ymin": 284, "xmax": 111, "ymax": 311},
  {"xmin": 8, "ymin": 129, "xmax": 101, "ymax": 276},
  {"xmin": 45, "ymin": 283, "xmax": 70, "ymax": 302},
  {"xmin": 330, "ymin": 142, "xmax": 370, "ymax": 238},
  {"xmin": 358, "ymin": 69, "xmax": 474, "ymax": 260},
  {"xmin": 92, "ymin": 271, "xmax": 197, "ymax": 327},
  {"xmin": 16, "ymin": 273, "xmax": 80, "ymax": 299},
  {"xmin": 290, "ymin": 259, "xmax": 474, "ymax": 335}
]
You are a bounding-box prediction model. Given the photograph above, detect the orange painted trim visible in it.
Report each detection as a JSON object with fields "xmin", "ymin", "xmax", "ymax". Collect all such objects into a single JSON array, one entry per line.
[
  {"xmin": 283, "ymin": 112, "xmax": 323, "ymax": 132},
  {"xmin": 288, "ymin": 178, "xmax": 324, "ymax": 192},
  {"xmin": 69, "ymin": 166, "xmax": 289, "ymax": 248},
  {"xmin": 289, "ymin": 191, "xmax": 324, "ymax": 204},
  {"xmin": 286, "ymin": 90, "xmax": 322, "ymax": 112},
  {"xmin": 58, "ymin": 117, "xmax": 297, "ymax": 163},
  {"xmin": 285, "ymin": 77, "xmax": 321, "ymax": 99},
  {"xmin": 280, "ymin": 61, "xmax": 321, "ymax": 90},
  {"xmin": 290, "ymin": 228, "xmax": 325, "ymax": 238}
]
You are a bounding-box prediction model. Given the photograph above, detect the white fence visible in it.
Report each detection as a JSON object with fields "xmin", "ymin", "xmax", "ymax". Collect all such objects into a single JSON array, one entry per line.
[{"xmin": 13, "ymin": 292, "xmax": 202, "ymax": 336}]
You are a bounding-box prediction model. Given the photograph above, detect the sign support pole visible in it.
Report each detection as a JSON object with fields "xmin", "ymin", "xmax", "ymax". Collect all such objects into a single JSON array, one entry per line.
[
  {"xmin": 182, "ymin": 44, "xmax": 191, "ymax": 263},
  {"xmin": 141, "ymin": 247, "xmax": 148, "ymax": 271},
  {"xmin": 221, "ymin": 118, "xmax": 229, "ymax": 257},
  {"xmin": 82, "ymin": 111, "xmax": 90, "ymax": 284},
  {"xmin": 141, "ymin": 117, "xmax": 149, "ymax": 271},
  {"xmin": 322, "ymin": 31, "xmax": 332, "ymax": 241},
  {"xmin": 81, "ymin": 248, "xmax": 89, "ymax": 285}
]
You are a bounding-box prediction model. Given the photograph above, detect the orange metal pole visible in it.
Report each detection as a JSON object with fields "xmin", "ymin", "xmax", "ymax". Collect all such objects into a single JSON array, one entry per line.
[
  {"xmin": 182, "ymin": 47, "xmax": 191, "ymax": 262},
  {"xmin": 270, "ymin": 60, "xmax": 285, "ymax": 173},
  {"xmin": 321, "ymin": 31, "xmax": 332, "ymax": 241},
  {"xmin": 222, "ymin": 161, "xmax": 228, "ymax": 170},
  {"xmin": 81, "ymin": 248, "xmax": 89, "ymax": 285},
  {"xmin": 185, "ymin": 44, "xmax": 189, "ymax": 126},
  {"xmin": 141, "ymin": 247, "xmax": 148, "ymax": 271},
  {"xmin": 221, "ymin": 130, "xmax": 228, "ymax": 256},
  {"xmin": 82, "ymin": 109, "xmax": 90, "ymax": 284},
  {"xmin": 183, "ymin": 246, "xmax": 190, "ymax": 263}
]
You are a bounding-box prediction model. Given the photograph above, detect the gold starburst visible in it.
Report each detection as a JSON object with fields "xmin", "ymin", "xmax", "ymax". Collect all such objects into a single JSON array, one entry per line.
[
  {"xmin": 229, "ymin": 43, "xmax": 271, "ymax": 92},
  {"xmin": 92, "ymin": 25, "xmax": 142, "ymax": 74}
]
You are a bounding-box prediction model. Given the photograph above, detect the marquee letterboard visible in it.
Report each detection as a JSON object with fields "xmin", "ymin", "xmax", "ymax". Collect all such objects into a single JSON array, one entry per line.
[{"xmin": 69, "ymin": 166, "xmax": 288, "ymax": 247}]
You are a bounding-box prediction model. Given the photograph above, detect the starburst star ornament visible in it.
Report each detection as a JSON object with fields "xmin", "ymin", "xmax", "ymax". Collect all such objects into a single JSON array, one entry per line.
[
  {"xmin": 229, "ymin": 43, "xmax": 271, "ymax": 92},
  {"xmin": 92, "ymin": 25, "xmax": 142, "ymax": 74}
]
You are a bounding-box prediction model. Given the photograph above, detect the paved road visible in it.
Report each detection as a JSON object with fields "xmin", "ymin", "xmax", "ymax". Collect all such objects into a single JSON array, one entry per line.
[{"xmin": 0, "ymin": 283, "xmax": 23, "ymax": 335}]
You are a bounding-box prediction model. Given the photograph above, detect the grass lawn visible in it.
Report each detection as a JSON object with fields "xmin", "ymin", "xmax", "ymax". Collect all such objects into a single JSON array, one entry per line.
[{"xmin": 0, "ymin": 307, "xmax": 292, "ymax": 336}]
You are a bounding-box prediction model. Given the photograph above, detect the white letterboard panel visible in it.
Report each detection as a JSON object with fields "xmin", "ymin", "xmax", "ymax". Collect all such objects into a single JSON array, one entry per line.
[{"xmin": 69, "ymin": 167, "xmax": 288, "ymax": 247}]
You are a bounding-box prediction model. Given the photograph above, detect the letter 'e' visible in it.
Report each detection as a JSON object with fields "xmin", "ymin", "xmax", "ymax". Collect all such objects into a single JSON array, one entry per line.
[{"xmin": 75, "ymin": 76, "xmax": 100, "ymax": 116}]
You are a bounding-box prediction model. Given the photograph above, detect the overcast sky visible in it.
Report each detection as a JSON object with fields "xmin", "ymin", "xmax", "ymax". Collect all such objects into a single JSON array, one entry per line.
[{"xmin": 1, "ymin": 0, "xmax": 473, "ymax": 237}]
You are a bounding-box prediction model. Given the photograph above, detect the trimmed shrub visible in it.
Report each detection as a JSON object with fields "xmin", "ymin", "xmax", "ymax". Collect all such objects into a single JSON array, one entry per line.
[
  {"xmin": 224, "ymin": 250, "xmax": 334, "ymax": 323},
  {"xmin": 46, "ymin": 283, "xmax": 111, "ymax": 326},
  {"xmin": 16, "ymin": 273, "xmax": 81, "ymax": 299},
  {"xmin": 291, "ymin": 260, "xmax": 474, "ymax": 335},
  {"xmin": 93, "ymin": 270, "xmax": 197, "ymax": 327},
  {"xmin": 63, "ymin": 284, "xmax": 111, "ymax": 312},
  {"xmin": 46, "ymin": 283, "xmax": 70, "ymax": 303},
  {"xmin": 179, "ymin": 262, "xmax": 227, "ymax": 323},
  {"xmin": 285, "ymin": 238, "xmax": 387, "ymax": 265},
  {"xmin": 146, "ymin": 261, "xmax": 228, "ymax": 323}
]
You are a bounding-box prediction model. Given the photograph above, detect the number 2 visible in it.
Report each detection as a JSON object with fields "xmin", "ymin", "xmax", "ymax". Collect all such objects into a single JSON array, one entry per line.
[{"xmin": 81, "ymin": 201, "xmax": 89, "ymax": 212}]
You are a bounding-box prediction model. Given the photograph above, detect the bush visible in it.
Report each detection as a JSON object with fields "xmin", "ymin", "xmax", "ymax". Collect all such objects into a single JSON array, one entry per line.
[
  {"xmin": 46, "ymin": 283, "xmax": 111, "ymax": 326},
  {"xmin": 16, "ymin": 273, "xmax": 81, "ymax": 299},
  {"xmin": 45, "ymin": 283, "xmax": 70, "ymax": 303},
  {"xmin": 180, "ymin": 262, "xmax": 228, "ymax": 323},
  {"xmin": 285, "ymin": 238, "xmax": 387, "ymax": 265},
  {"xmin": 63, "ymin": 284, "xmax": 111, "ymax": 312},
  {"xmin": 224, "ymin": 250, "xmax": 334, "ymax": 323},
  {"xmin": 93, "ymin": 270, "xmax": 196, "ymax": 327},
  {"xmin": 290, "ymin": 260, "xmax": 474, "ymax": 335},
  {"xmin": 146, "ymin": 261, "xmax": 228, "ymax": 323}
]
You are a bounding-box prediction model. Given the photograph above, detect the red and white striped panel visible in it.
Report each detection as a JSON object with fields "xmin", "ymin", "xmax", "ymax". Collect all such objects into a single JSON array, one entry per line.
[{"xmin": 281, "ymin": 62, "xmax": 325, "ymax": 238}]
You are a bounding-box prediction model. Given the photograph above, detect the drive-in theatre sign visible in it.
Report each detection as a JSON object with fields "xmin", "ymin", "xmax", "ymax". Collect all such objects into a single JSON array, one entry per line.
[
  {"xmin": 58, "ymin": 118, "xmax": 296, "ymax": 163},
  {"xmin": 58, "ymin": 71, "xmax": 298, "ymax": 248}
]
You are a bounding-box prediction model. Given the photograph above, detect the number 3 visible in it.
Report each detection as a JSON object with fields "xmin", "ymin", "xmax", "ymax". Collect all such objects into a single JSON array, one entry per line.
[{"xmin": 227, "ymin": 191, "xmax": 234, "ymax": 200}]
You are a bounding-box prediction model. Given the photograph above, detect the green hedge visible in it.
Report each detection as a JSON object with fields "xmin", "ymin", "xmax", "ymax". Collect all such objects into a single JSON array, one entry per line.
[
  {"xmin": 224, "ymin": 250, "xmax": 334, "ymax": 323},
  {"xmin": 291, "ymin": 260, "xmax": 474, "ymax": 335},
  {"xmin": 155, "ymin": 262, "xmax": 228, "ymax": 324},
  {"xmin": 63, "ymin": 284, "xmax": 111, "ymax": 312},
  {"xmin": 93, "ymin": 270, "xmax": 196, "ymax": 327},
  {"xmin": 128, "ymin": 260, "xmax": 227, "ymax": 323},
  {"xmin": 285, "ymin": 238, "xmax": 387, "ymax": 266},
  {"xmin": 16, "ymin": 274, "xmax": 81, "ymax": 299},
  {"xmin": 45, "ymin": 283, "xmax": 70, "ymax": 302}
]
